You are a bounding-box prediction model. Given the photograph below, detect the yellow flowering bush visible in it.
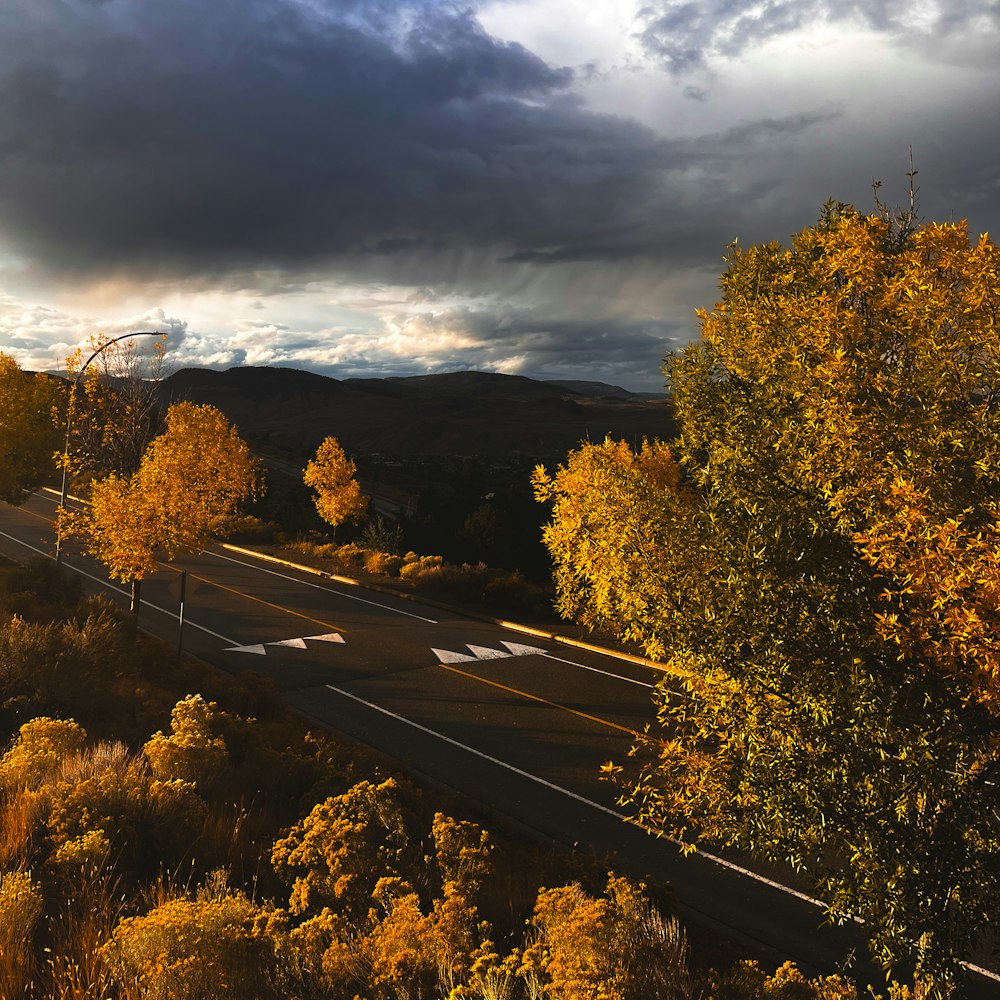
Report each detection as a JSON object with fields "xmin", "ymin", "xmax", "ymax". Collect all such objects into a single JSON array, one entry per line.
[
  {"xmin": 0, "ymin": 868, "xmax": 43, "ymax": 998},
  {"xmin": 102, "ymin": 891, "xmax": 286, "ymax": 1000},
  {"xmin": 144, "ymin": 694, "xmax": 230, "ymax": 789},
  {"xmin": 0, "ymin": 716, "xmax": 86, "ymax": 791}
]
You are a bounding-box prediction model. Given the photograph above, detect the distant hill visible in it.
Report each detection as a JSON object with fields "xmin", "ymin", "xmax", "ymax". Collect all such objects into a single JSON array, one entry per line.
[
  {"xmin": 542, "ymin": 378, "xmax": 666, "ymax": 401},
  {"xmin": 158, "ymin": 366, "xmax": 675, "ymax": 461}
]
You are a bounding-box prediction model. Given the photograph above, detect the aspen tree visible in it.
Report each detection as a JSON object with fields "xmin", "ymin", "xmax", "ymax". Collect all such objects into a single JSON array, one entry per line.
[
  {"xmin": 0, "ymin": 354, "xmax": 61, "ymax": 504},
  {"xmin": 60, "ymin": 403, "xmax": 259, "ymax": 604},
  {"xmin": 535, "ymin": 204, "xmax": 1000, "ymax": 995},
  {"xmin": 303, "ymin": 436, "xmax": 367, "ymax": 536}
]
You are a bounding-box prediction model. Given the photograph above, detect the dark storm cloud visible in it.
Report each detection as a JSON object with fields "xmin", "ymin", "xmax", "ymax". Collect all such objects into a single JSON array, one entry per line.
[
  {"xmin": 637, "ymin": 0, "xmax": 1000, "ymax": 73},
  {"xmin": 0, "ymin": 0, "xmax": 563, "ymax": 277},
  {"xmin": 0, "ymin": 0, "xmax": 848, "ymax": 284}
]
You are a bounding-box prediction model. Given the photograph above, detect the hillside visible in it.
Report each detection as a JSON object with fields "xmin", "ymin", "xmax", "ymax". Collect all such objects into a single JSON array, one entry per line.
[{"xmin": 158, "ymin": 367, "xmax": 674, "ymax": 462}]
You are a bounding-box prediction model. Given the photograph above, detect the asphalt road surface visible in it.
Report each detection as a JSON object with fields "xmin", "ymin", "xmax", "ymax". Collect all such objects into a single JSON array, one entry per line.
[{"xmin": 1, "ymin": 491, "xmax": 997, "ymax": 996}]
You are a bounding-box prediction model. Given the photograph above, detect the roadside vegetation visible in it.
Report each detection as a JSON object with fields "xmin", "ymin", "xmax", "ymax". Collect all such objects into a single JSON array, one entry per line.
[
  {"xmin": 535, "ymin": 199, "xmax": 1000, "ymax": 996},
  {"xmin": 1, "ymin": 191, "xmax": 996, "ymax": 996},
  {"xmin": 280, "ymin": 538, "xmax": 555, "ymax": 621},
  {"xmin": 0, "ymin": 556, "xmax": 864, "ymax": 999}
]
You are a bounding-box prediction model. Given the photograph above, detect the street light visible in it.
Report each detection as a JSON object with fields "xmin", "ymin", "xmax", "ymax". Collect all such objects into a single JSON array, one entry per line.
[{"xmin": 55, "ymin": 331, "xmax": 164, "ymax": 564}]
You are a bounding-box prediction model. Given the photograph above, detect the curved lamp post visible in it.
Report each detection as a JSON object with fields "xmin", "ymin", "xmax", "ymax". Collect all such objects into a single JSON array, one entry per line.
[{"xmin": 55, "ymin": 331, "xmax": 163, "ymax": 564}]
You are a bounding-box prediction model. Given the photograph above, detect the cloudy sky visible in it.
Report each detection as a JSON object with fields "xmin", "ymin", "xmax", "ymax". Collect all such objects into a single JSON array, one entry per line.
[{"xmin": 0, "ymin": 0, "xmax": 997, "ymax": 391}]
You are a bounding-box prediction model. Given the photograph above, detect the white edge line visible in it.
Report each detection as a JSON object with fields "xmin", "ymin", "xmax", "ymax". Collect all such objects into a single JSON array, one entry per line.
[
  {"xmin": 206, "ymin": 548, "xmax": 438, "ymax": 623},
  {"xmin": 541, "ymin": 652, "xmax": 655, "ymax": 689},
  {"xmin": 0, "ymin": 529, "xmax": 239, "ymax": 647},
  {"xmin": 12, "ymin": 510, "xmax": 1000, "ymax": 983},
  {"xmin": 323, "ymin": 683, "xmax": 824, "ymax": 908},
  {"xmin": 320, "ymin": 690, "xmax": 1000, "ymax": 985},
  {"xmin": 28, "ymin": 496, "xmax": 1000, "ymax": 983}
]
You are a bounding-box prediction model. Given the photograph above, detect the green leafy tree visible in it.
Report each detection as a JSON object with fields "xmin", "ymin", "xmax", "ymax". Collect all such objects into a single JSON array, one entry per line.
[
  {"xmin": 0, "ymin": 353, "xmax": 62, "ymax": 504},
  {"xmin": 303, "ymin": 436, "xmax": 368, "ymax": 537},
  {"xmin": 534, "ymin": 204, "xmax": 1000, "ymax": 996}
]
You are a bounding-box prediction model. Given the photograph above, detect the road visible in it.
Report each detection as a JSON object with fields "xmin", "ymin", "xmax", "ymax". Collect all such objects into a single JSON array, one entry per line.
[{"xmin": 1, "ymin": 492, "xmax": 997, "ymax": 995}]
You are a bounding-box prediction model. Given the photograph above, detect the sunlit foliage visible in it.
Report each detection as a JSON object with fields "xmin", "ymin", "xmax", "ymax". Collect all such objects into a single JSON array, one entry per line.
[
  {"xmin": 303, "ymin": 435, "xmax": 368, "ymax": 535},
  {"xmin": 522, "ymin": 875, "xmax": 692, "ymax": 1000},
  {"xmin": 144, "ymin": 693, "xmax": 231, "ymax": 790},
  {"xmin": 535, "ymin": 205, "xmax": 1000, "ymax": 994},
  {"xmin": 60, "ymin": 402, "xmax": 260, "ymax": 582},
  {"xmin": 0, "ymin": 716, "xmax": 86, "ymax": 791},
  {"xmin": 0, "ymin": 868, "xmax": 43, "ymax": 998},
  {"xmin": 102, "ymin": 891, "xmax": 286, "ymax": 999},
  {"xmin": 0, "ymin": 352, "xmax": 62, "ymax": 504},
  {"xmin": 271, "ymin": 777, "xmax": 414, "ymax": 920}
]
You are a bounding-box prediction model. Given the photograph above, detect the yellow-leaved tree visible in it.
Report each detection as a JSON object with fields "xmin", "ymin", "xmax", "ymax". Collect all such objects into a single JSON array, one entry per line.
[
  {"xmin": 534, "ymin": 202, "xmax": 1000, "ymax": 997},
  {"xmin": 0, "ymin": 353, "xmax": 62, "ymax": 504},
  {"xmin": 303, "ymin": 436, "xmax": 367, "ymax": 537},
  {"xmin": 60, "ymin": 402, "xmax": 260, "ymax": 607}
]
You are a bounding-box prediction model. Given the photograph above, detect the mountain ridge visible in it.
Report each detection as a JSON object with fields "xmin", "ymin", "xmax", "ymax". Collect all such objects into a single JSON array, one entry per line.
[{"xmin": 158, "ymin": 366, "xmax": 674, "ymax": 461}]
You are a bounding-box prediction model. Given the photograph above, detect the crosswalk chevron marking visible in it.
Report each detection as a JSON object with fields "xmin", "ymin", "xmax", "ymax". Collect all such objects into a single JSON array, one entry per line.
[
  {"xmin": 466, "ymin": 644, "xmax": 511, "ymax": 660},
  {"xmin": 225, "ymin": 632, "xmax": 344, "ymax": 654},
  {"xmin": 500, "ymin": 641, "xmax": 547, "ymax": 656},
  {"xmin": 434, "ymin": 641, "xmax": 550, "ymax": 664},
  {"xmin": 433, "ymin": 647, "xmax": 477, "ymax": 664}
]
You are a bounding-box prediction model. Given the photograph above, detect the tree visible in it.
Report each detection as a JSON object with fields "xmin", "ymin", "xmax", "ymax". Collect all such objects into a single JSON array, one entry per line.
[
  {"xmin": 0, "ymin": 353, "xmax": 62, "ymax": 504},
  {"xmin": 303, "ymin": 436, "xmax": 367, "ymax": 536},
  {"xmin": 60, "ymin": 402, "xmax": 260, "ymax": 606},
  {"xmin": 64, "ymin": 332, "xmax": 167, "ymax": 479},
  {"xmin": 534, "ymin": 204, "xmax": 1000, "ymax": 996}
]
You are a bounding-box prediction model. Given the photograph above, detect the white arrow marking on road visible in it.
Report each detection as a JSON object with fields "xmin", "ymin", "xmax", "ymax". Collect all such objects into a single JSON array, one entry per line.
[
  {"xmin": 433, "ymin": 648, "xmax": 477, "ymax": 664},
  {"xmin": 466, "ymin": 644, "xmax": 512, "ymax": 660},
  {"xmin": 269, "ymin": 638, "xmax": 308, "ymax": 649},
  {"xmin": 225, "ymin": 643, "xmax": 267, "ymax": 655},
  {"xmin": 305, "ymin": 633, "xmax": 345, "ymax": 643},
  {"xmin": 501, "ymin": 641, "xmax": 547, "ymax": 656}
]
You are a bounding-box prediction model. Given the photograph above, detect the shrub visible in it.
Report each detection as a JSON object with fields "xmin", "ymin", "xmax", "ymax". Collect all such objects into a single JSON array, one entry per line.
[
  {"xmin": 0, "ymin": 607, "xmax": 133, "ymax": 725},
  {"xmin": 271, "ymin": 778, "xmax": 414, "ymax": 921},
  {"xmin": 364, "ymin": 550, "xmax": 403, "ymax": 576},
  {"xmin": 523, "ymin": 876, "xmax": 693, "ymax": 1000},
  {"xmin": 361, "ymin": 516, "xmax": 403, "ymax": 555},
  {"xmin": 144, "ymin": 694, "xmax": 231, "ymax": 790},
  {"xmin": 482, "ymin": 571, "xmax": 551, "ymax": 614},
  {"xmin": 431, "ymin": 811, "xmax": 493, "ymax": 898},
  {"xmin": 701, "ymin": 960, "xmax": 858, "ymax": 999},
  {"xmin": 0, "ymin": 868, "xmax": 43, "ymax": 998},
  {"xmin": 332, "ymin": 543, "xmax": 367, "ymax": 568},
  {"xmin": 102, "ymin": 891, "xmax": 286, "ymax": 1000},
  {"xmin": 210, "ymin": 514, "xmax": 277, "ymax": 541},
  {"xmin": 1, "ymin": 557, "xmax": 83, "ymax": 617},
  {"xmin": 0, "ymin": 716, "xmax": 87, "ymax": 791},
  {"xmin": 46, "ymin": 745, "xmax": 206, "ymax": 878}
]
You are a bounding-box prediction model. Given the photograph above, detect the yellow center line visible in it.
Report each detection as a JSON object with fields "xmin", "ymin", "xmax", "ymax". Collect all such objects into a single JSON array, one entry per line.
[
  {"xmin": 438, "ymin": 662, "xmax": 639, "ymax": 738},
  {"xmin": 18, "ymin": 505, "xmax": 58, "ymax": 527},
  {"xmin": 24, "ymin": 503, "xmax": 346, "ymax": 636},
  {"xmin": 178, "ymin": 571, "xmax": 346, "ymax": 635}
]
